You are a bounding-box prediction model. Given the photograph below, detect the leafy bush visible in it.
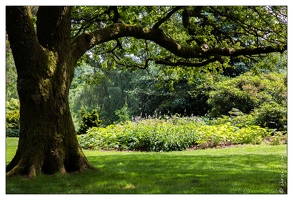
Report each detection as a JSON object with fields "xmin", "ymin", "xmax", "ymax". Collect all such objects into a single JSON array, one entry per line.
[
  {"xmin": 207, "ymin": 72, "xmax": 287, "ymax": 117},
  {"xmin": 252, "ymin": 102, "xmax": 287, "ymax": 131},
  {"xmin": 78, "ymin": 116, "xmax": 275, "ymax": 152},
  {"xmin": 77, "ymin": 109, "xmax": 102, "ymax": 135},
  {"xmin": 6, "ymin": 98, "xmax": 20, "ymax": 129}
]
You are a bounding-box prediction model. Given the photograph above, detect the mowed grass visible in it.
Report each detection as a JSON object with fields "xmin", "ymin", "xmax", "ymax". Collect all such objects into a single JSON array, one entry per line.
[{"xmin": 6, "ymin": 137, "xmax": 287, "ymax": 194}]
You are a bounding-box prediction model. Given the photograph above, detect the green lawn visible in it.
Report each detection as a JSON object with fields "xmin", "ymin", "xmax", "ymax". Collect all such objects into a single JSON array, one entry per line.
[{"xmin": 6, "ymin": 137, "xmax": 287, "ymax": 194}]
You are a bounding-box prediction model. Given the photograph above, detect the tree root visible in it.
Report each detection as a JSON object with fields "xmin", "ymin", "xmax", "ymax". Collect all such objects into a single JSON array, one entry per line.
[
  {"xmin": 6, "ymin": 165, "xmax": 20, "ymax": 177},
  {"xmin": 6, "ymin": 157, "xmax": 99, "ymax": 178}
]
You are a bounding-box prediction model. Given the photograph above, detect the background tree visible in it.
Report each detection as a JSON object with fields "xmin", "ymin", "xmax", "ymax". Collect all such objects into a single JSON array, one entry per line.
[
  {"xmin": 69, "ymin": 63, "xmax": 139, "ymax": 126},
  {"xmin": 6, "ymin": 39, "xmax": 18, "ymax": 100},
  {"xmin": 6, "ymin": 6, "xmax": 287, "ymax": 177},
  {"xmin": 6, "ymin": 38, "xmax": 20, "ymax": 137}
]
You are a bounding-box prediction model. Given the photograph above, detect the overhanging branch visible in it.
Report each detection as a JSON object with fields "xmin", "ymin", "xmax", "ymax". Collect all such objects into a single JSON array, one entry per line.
[
  {"xmin": 71, "ymin": 23, "xmax": 287, "ymax": 64},
  {"xmin": 208, "ymin": 45, "xmax": 287, "ymax": 57},
  {"xmin": 155, "ymin": 57, "xmax": 223, "ymax": 67}
]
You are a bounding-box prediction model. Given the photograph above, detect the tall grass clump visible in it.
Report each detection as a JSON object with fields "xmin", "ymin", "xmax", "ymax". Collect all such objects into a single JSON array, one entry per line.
[{"xmin": 78, "ymin": 115, "xmax": 281, "ymax": 152}]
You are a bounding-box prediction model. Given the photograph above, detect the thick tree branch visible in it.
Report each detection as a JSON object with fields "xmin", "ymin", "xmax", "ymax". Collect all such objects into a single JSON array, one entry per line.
[
  {"xmin": 108, "ymin": 6, "xmax": 120, "ymax": 23},
  {"xmin": 6, "ymin": 6, "xmax": 39, "ymax": 52},
  {"xmin": 182, "ymin": 6, "xmax": 203, "ymax": 36},
  {"xmin": 208, "ymin": 45, "xmax": 287, "ymax": 57},
  {"xmin": 155, "ymin": 57, "xmax": 223, "ymax": 67},
  {"xmin": 71, "ymin": 23, "xmax": 287, "ymax": 64},
  {"xmin": 6, "ymin": 6, "xmax": 43, "ymax": 78},
  {"xmin": 153, "ymin": 6, "xmax": 183, "ymax": 29},
  {"xmin": 71, "ymin": 23, "xmax": 200, "ymax": 61},
  {"xmin": 37, "ymin": 6, "xmax": 72, "ymax": 50}
]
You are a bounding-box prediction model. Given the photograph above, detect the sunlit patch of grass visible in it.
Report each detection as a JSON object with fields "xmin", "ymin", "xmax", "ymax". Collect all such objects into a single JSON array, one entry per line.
[{"xmin": 6, "ymin": 138, "xmax": 287, "ymax": 194}]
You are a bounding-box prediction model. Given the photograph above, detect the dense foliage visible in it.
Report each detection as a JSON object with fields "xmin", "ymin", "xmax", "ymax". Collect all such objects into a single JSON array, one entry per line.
[
  {"xmin": 69, "ymin": 64, "xmax": 139, "ymax": 125},
  {"xmin": 67, "ymin": 5, "xmax": 287, "ymax": 128},
  {"xmin": 71, "ymin": 6, "xmax": 286, "ymax": 71},
  {"xmin": 207, "ymin": 72, "xmax": 287, "ymax": 117},
  {"xmin": 69, "ymin": 64, "xmax": 287, "ymax": 131},
  {"xmin": 78, "ymin": 115, "xmax": 286, "ymax": 152}
]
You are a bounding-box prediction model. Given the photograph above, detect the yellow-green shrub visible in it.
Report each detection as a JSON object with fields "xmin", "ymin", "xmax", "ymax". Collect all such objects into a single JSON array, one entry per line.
[
  {"xmin": 6, "ymin": 98, "xmax": 20, "ymax": 129},
  {"xmin": 78, "ymin": 117, "xmax": 274, "ymax": 152}
]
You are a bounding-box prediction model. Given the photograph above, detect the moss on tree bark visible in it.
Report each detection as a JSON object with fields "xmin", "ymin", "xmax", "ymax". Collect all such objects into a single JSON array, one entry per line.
[{"xmin": 6, "ymin": 6, "xmax": 97, "ymax": 177}]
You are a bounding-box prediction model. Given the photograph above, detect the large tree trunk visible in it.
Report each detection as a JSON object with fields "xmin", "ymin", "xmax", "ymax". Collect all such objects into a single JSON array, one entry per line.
[{"xmin": 6, "ymin": 6, "xmax": 97, "ymax": 178}]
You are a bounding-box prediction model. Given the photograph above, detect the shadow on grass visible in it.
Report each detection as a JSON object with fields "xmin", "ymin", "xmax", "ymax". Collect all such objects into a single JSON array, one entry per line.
[{"xmin": 7, "ymin": 150, "xmax": 287, "ymax": 194}]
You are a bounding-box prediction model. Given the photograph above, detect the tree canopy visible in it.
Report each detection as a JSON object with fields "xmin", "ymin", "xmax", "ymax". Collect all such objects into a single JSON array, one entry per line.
[{"xmin": 70, "ymin": 6, "xmax": 286, "ymax": 70}]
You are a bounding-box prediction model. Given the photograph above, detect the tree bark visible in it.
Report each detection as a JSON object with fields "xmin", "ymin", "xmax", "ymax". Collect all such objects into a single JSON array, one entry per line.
[{"xmin": 6, "ymin": 6, "xmax": 97, "ymax": 178}]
